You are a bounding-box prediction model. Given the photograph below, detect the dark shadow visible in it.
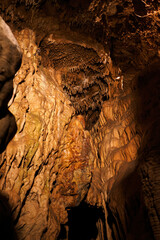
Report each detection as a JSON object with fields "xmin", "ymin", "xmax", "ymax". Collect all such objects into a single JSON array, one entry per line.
[
  {"xmin": 67, "ymin": 202, "xmax": 105, "ymax": 240},
  {"xmin": 134, "ymin": 58, "xmax": 160, "ymax": 134},
  {"xmin": 132, "ymin": 0, "xmax": 147, "ymax": 17},
  {"xmin": 0, "ymin": 107, "xmax": 17, "ymax": 154},
  {"xmin": 58, "ymin": 202, "xmax": 106, "ymax": 240},
  {"xmin": 0, "ymin": 191, "xmax": 19, "ymax": 240},
  {"xmin": 107, "ymin": 58, "xmax": 160, "ymax": 240},
  {"xmin": 69, "ymin": 0, "xmax": 90, "ymax": 9},
  {"xmin": 0, "ymin": 22, "xmax": 21, "ymax": 154},
  {"xmin": 57, "ymin": 224, "xmax": 68, "ymax": 240},
  {"xmin": 133, "ymin": 58, "xmax": 160, "ymax": 240},
  {"xmin": 0, "ymin": 17, "xmax": 22, "ymax": 240}
]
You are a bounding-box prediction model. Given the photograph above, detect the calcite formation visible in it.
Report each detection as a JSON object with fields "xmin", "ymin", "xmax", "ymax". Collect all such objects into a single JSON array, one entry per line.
[
  {"xmin": 0, "ymin": 27, "xmax": 96, "ymax": 239},
  {"xmin": 0, "ymin": 0, "xmax": 160, "ymax": 239},
  {"xmin": 107, "ymin": 61, "xmax": 160, "ymax": 240}
]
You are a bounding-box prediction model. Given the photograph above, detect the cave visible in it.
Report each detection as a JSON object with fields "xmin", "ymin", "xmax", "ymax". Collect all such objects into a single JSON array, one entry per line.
[
  {"xmin": 0, "ymin": 0, "xmax": 160, "ymax": 240},
  {"xmin": 58, "ymin": 202, "xmax": 106, "ymax": 240}
]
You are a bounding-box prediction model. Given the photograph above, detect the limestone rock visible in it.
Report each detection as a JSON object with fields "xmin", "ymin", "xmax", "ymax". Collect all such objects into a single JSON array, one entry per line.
[{"xmin": 0, "ymin": 0, "xmax": 160, "ymax": 239}]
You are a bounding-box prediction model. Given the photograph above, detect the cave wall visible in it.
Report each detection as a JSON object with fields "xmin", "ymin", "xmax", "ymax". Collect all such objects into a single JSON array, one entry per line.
[
  {"xmin": 0, "ymin": 15, "xmax": 22, "ymax": 240},
  {"xmin": 0, "ymin": 0, "xmax": 160, "ymax": 239}
]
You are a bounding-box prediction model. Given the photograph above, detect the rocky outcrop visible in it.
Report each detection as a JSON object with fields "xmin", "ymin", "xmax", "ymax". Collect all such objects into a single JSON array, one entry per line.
[
  {"xmin": 0, "ymin": 0, "xmax": 160, "ymax": 239},
  {"xmin": 0, "ymin": 16, "xmax": 22, "ymax": 240},
  {"xmin": 106, "ymin": 60, "xmax": 160, "ymax": 240},
  {"xmin": 0, "ymin": 27, "xmax": 97, "ymax": 239},
  {"xmin": 0, "ymin": 17, "xmax": 21, "ymax": 153}
]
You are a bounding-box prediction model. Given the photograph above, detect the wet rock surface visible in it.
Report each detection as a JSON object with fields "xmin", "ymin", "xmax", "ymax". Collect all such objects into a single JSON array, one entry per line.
[{"xmin": 0, "ymin": 0, "xmax": 160, "ymax": 239}]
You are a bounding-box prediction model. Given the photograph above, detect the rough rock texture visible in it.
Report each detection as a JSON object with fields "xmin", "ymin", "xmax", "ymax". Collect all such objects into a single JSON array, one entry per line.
[
  {"xmin": 0, "ymin": 16, "xmax": 22, "ymax": 239},
  {"xmin": 0, "ymin": 16, "xmax": 21, "ymax": 153},
  {"xmin": 0, "ymin": 0, "xmax": 160, "ymax": 239},
  {"xmin": 107, "ymin": 61, "xmax": 160, "ymax": 240},
  {"xmin": 0, "ymin": 27, "xmax": 97, "ymax": 239}
]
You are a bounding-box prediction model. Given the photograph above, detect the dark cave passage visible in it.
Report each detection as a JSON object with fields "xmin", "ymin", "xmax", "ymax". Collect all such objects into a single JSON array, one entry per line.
[{"xmin": 58, "ymin": 202, "xmax": 107, "ymax": 240}]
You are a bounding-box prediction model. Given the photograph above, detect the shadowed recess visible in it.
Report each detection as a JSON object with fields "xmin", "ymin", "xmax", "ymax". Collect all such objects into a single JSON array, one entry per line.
[{"xmin": 58, "ymin": 202, "xmax": 107, "ymax": 240}]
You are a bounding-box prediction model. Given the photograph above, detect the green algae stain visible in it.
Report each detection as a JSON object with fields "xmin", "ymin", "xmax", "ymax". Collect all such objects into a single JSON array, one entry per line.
[
  {"xmin": 24, "ymin": 112, "xmax": 42, "ymax": 165},
  {"xmin": 44, "ymin": 177, "xmax": 50, "ymax": 194}
]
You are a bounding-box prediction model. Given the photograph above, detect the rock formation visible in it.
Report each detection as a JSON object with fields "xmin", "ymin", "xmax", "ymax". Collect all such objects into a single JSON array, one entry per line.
[
  {"xmin": 0, "ymin": 16, "xmax": 21, "ymax": 153},
  {"xmin": 0, "ymin": 16, "xmax": 22, "ymax": 239},
  {"xmin": 0, "ymin": 0, "xmax": 160, "ymax": 239}
]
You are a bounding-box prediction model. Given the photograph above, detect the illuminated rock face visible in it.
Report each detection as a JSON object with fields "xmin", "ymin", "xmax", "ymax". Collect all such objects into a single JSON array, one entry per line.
[
  {"xmin": 0, "ymin": 1, "xmax": 160, "ymax": 239},
  {"xmin": 0, "ymin": 28, "xmax": 96, "ymax": 239}
]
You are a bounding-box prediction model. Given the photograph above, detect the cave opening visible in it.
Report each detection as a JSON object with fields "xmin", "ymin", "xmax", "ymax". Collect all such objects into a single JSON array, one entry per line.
[{"xmin": 58, "ymin": 202, "xmax": 107, "ymax": 240}]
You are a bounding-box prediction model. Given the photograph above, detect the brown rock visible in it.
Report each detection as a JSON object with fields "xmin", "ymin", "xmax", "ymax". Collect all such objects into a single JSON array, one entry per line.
[{"xmin": 0, "ymin": 0, "xmax": 160, "ymax": 239}]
